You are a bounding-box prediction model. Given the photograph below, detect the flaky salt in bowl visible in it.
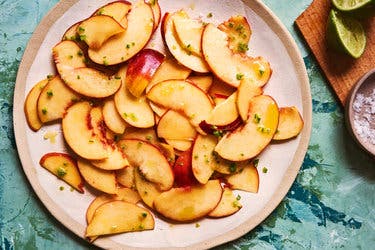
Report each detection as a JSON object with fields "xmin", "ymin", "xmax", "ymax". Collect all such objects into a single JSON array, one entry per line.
[{"xmin": 346, "ymin": 69, "xmax": 375, "ymax": 158}]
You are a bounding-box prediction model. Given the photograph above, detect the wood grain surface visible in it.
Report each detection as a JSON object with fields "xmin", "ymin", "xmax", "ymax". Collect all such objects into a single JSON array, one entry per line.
[{"xmin": 295, "ymin": 0, "xmax": 375, "ymax": 106}]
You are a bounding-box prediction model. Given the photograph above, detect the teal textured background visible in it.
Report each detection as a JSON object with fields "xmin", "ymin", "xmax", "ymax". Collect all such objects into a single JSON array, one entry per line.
[{"xmin": 1, "ymin": 0, "xmax": 374, "ymax": 249}]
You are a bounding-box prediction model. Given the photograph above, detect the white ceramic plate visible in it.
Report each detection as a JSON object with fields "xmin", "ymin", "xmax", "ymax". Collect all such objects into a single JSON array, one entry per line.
[{"xmin": 14, "ymin": 0, "xmax": 312, "ymax": 248}]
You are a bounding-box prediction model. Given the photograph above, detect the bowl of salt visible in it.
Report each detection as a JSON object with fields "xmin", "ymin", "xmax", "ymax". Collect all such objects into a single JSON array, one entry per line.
[{"xmin": 346, "ymin": 68, "xmax": 375, "ymax": 158}]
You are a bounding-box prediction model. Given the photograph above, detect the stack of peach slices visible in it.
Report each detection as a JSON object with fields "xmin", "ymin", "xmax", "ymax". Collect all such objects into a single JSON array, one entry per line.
[{"xmin": 24, "ymin": 0, "xmax": 304, "ymax": 241}]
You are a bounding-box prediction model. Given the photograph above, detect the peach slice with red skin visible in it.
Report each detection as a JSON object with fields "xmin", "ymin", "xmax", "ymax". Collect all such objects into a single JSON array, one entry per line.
[
  {"xmin": 125, "ymin": 49, "xmax": 165, "ymax": 97},
  {"xmin": 77, "ymin": 15, "xmax": 126, "ymax": 49},
  {"xmin": 88, "ymin": 0, "xmax": 154, "ymax": 65},
  {"xmin": 215, "ymin": 95, "xmax": 279, "ymax": 161},
  {"xmin": 39, "ymin": 152, "xmax": 84, "ymax": 193},
  {"xmin": 85, "ymin": 200, "xmax": 154, "ymax": 237},
  {"xmin": 24, "ymin": 78, "xmax": 48, "ymax": 131},
  {"xmin": 173, "ymin": 147, "xmax": 197, "ymax": 187},
  {"xmin": 153, "ymin": 180, "xmax": 223, "ymax": 222},
  {"xmin": 62, "ymin": 102, "xmax": 110, "ymax": 160},
  {"xmin": 202, "ymin": 23, "xmax": 271, "ymax": 88}
]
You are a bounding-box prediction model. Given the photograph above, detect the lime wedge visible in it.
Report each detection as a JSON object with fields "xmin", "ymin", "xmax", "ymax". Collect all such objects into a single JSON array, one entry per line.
[
  {"xmin": 332, "ymin": 0, "xmax": 373, "ymax": 11},
  {"xmin": 332, "ymin": 0, "xmax": 375, "ymax": 18},
  {"xmin": 327, "ymin": 9, "xmax": 366, "ymax": 59}
]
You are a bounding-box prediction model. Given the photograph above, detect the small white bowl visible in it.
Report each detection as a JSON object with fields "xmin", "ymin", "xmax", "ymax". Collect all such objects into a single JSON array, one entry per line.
[{"xmin": 346, "ymin": 69, "xmax": 375, "ymax": 158}]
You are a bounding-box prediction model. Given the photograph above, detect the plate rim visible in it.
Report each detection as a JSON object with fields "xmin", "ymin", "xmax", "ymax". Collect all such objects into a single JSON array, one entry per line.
[{"xmin": 13, "ymin": 0, "xmax": 312, "ymax": 249}]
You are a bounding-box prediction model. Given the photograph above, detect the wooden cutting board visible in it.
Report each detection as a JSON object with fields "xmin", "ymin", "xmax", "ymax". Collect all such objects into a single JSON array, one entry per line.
[{"xmin": 295, "ymin": 0, "xmax": 375, "ymax": 106}]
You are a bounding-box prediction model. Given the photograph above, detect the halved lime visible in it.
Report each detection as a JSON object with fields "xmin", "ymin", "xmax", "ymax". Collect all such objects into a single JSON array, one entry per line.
[
  {"xmin": 332, "ymin": 0, "xmax": 375, "ymax": 18},
  {"xmin": 327, "ymin": 9, "xmax": 366, "ymax": 58}
]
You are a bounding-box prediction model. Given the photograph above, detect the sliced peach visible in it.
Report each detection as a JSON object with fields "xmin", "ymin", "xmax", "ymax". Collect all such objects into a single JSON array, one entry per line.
[
  {"xmin": 86, "ymin": 106, "xmax": 129, "ymax": 170},
  {"xmin": 165, "ymin": 139, "xmax": 193, "ymax": 152},
  {"xmin": 116, "ymin": 166, "xmax": 135, "ymax": 189},
  {"xmin": 39, "ymin": 152, "xmax": 84, "ymax": 193},
  {"xmin": 93, "ymin": 1, "xmax": 132, "ymax": 26},
  {"xmin": 191, "ymin": 135, "xmax": 216, "ymax": 184},
  {"xmin": 88, "ymin": 0, "xmax": 154, "ymax": 65},
  {"xmin": 24, "ymin": 78, "xmax": 48, "ymax": 131},
  {"xmin": 91, "ymin": 147, "xmax": 129, "ymax": 171},
  {"xmin": 146, "ymin": 57, "xmax": 191, "ymax": 93},
  {"xmin": 173, "ymin": 147, "xmax": 196, "ymax": 187},
  {"xmin": 173, "ymin": 17, "xmax": 204, "ymax": 57},
  {"xmin": 161, "ymin": 11, "xmax": 209, "ymax": 73},
  {"xmin": 202, "ymin": 23, "xmax": 271, "ymax": 87},
  {"xmin": 273, "ymin": 106, "xmax": 304, "ymax": 140},
  {"xmin": 148, "ymin": 101, "xmax": 167, "ymax": 117},
  {"xmin": 114, "ymin": 66, "xmax": 154, "ymax": 128},
  {"xmin": 208, "ymin": 187, "xmax": 242, "ymax": 217},
  {"xmin": 157, "ymin": 110, "xmax": 196, "ymax": 140},
  {"xmin": 208, "ymin": 77, "xmax": 236, "ymax": 100},
  {"xmin": 118, "ymin": 139, "xmax": 174, "ymax": 191},
  {"xmin": 62, "ymin": 102, "xmax": 109, "ymax": 160},
  {"xmin": 52, "ymin": 40, "xmax": 86, "ymax": 72},
  {"xmin": 187, "ymin": 75, "xmax": 213, "ymax": 92},
  {"xmin": 121, "ymin": 127, "xmax": 158, "ymax": 144},
  {"xmin": 77, "ymin": 15, "xmax": 125, "ymax": 49},
  {"xmin": 236, "ymin": 78, "xmax": 263, "ymax": 121},
  {"xmin": 86, "ymin": 201, "xmax": 154, "ymax": 237},
  {"xmin": 60, "ymin": 67, "xmax": 121, "ymax": 98},
  {"xmin": 125, "ymin": 49, "xmax": 164, "ymax": 97},
  {"xmin": 147, "ymin": 79, "xmax": 214, "ymax": 131},
  {"xmin": 205, "ymin": 92, "xmax": 238, "ymax": 127},
  {"xmin": 77, "ymin": 159, "xmax": 117, "ymax": 194},
  {"xmin": 134, "ymin": 167, "xmax": 162, "ymax": 208},
  {"xmin": 62, "ymin": 22, "xmax": 81, "ymax": 42},
  {"xmin": 215, "ymin": 95, "xmax": 279, "ymax": 161},
  {"xmin": 86, "ymin": 187, "xmax": 141, "ymax": 223},
  {"xmin": 225, "ymin": 164, "xmax": 259, "ymax": 193},
  {"xmin": 218, "ymin": 15, "xmax": 251, "ymax": 54},
  {"xmin": 37, "ymin": 75, "xmax": 81, "ymax": 123},
  {"xmin": 157, "ymin": 142, "xmax": 176, "ymax": 165},
  {"xmin": 154, "ymin": 180, "xmax": 223, "ymax": 222},
  {"xmin": 103, "ymin": 99, "xmax": 127, "ymax": 134},
  {"xmin": 146, "ymin": 0, "xmax": 161, "ymax": 31}
]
